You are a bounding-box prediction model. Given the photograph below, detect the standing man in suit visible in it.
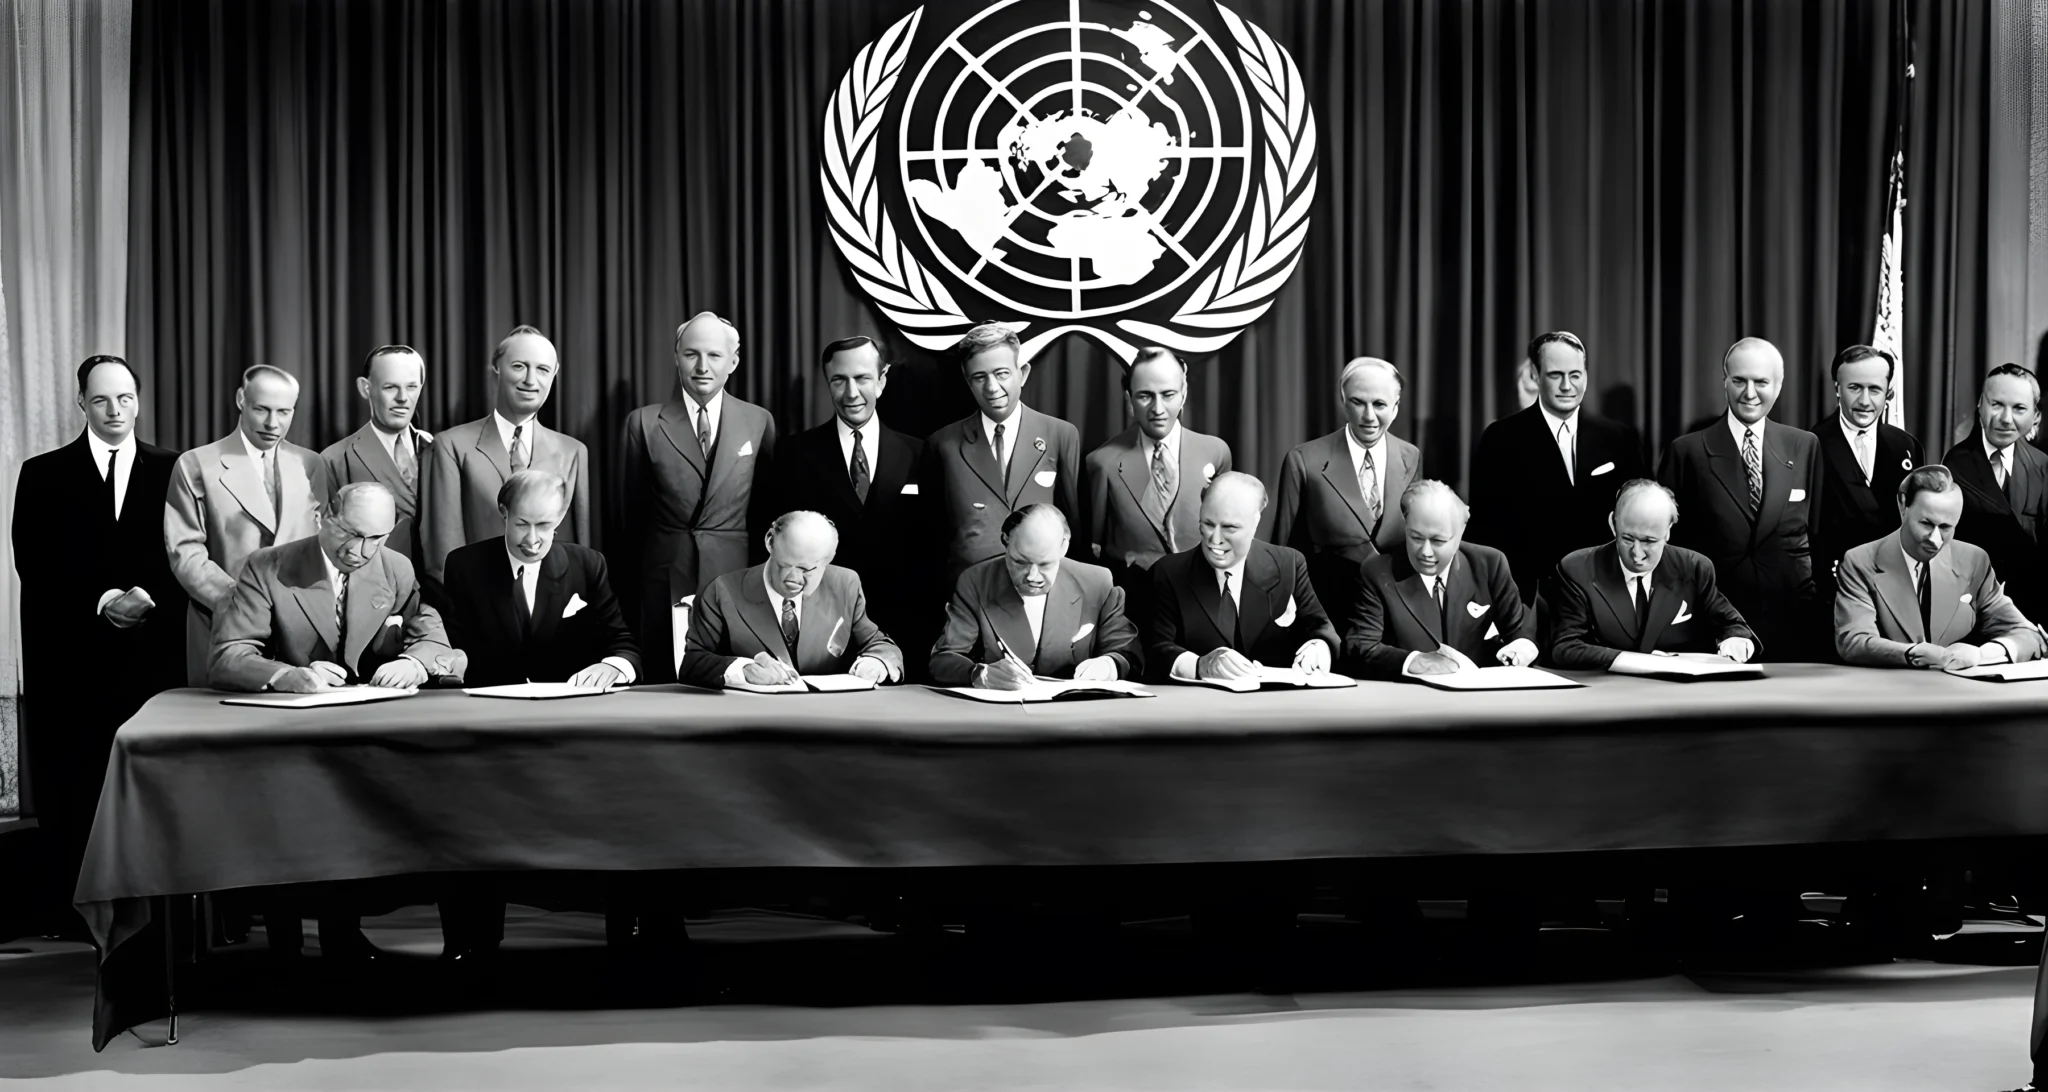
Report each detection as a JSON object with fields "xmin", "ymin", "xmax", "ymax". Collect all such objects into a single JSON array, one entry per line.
[
  {"xmin": 166, "ymin": 364, "xmax": 332, "ymax": 685},
  {"xmin": 1274, "ymin": 357, "xmax": 1422, "ymax": 627},
  {"xmin": 1941, "ymin": 364, "xmax": 2048, "ymax": 622},
  {"xmin": 1145, "ymin": 472, "xmax": 1337, "ymax": 682},
  {"xmin": 929, "ymin": 504, "xmax": 1141, "ymax": 688},
  {"xmin": 1547, "ymin": 479, "xmax": 1758, "ymax": 670},
  {"xmin": 773, "ymin": 336, "xmax": 931, "ymax": 672},
  {"xmin": 1467, "ymin": 332, "xmax": 1646, "ymax": 604},
  {"xmin": 321, "ymin": 344, "xmax": 434, "ymax": 567},
  {"xmin": 923, "ymin": 323, "xmax": 1084, "ymax": 584},
  {"xmin": 679, "ymin": 509, "xmax": 903, "ymax": 689},
  {"xmin": 1341, "ymin": 480, "xmax": 1537, "ymax": 679},
  {"xmin": 1810, "ymin": 345, "xmax": 1925, "ymax": 595},
  {"xmin": 1834, "ymin": 464, "xmax": 2045, "ymax": 669},
  {"xmin": 620, "ymin": 311, "xmax": 779, "ymax": 682},
  {"xmin": 11, "ymin": 355, "xmax": 188, "ymax": 937},
  {"xmin": 421, "ymin": 325, "xmax": 592, "ymax": 598},
  {"xmin": 1656, "ymin": 337, "xmax": 1825, "ymax": 661}
]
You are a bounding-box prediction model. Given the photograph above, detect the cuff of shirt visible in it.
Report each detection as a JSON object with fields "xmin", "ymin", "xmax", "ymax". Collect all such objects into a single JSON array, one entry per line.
[
  {"xmin": 852, "ymin": 655, "xmax": 898, "ymax": 683},
  {"xmin": 1172, "ymin": 651, "xmax": 1199, "ymax": 679},
  {"xmin": 722, "ymin": 658, "xmax": 748, "ymax": 686},
  {"xmin": 1992, "ymin": 637, "xmax": 2019, "ymax": 665},
  {"xmin": 601, "ymin": 656, "xmax": 637, "ymax": 684},
  {"xmin": 1400, "ymin": 649, "xmax": 1424, "ymax": 676},
  {"xmin": 400, "ymin": 654, "xmax": 429, "ymax": 678},
  {"xmin": 97, "ymin": 589, "xmax": 124, "ymax": 616}
]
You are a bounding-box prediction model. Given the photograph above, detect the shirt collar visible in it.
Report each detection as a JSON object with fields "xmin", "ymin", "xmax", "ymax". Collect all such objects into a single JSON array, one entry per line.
[
  {"xmin": 370, "ymin": 422, "xmax": 409, "ymax": 452},
  {"xmin": 1726, "ymin": 411, "xmax": 1765, "ymax": 447},
  {"xmin": 982, "ymin": 408, "xmax": 1023, "ymax": 442},
  {"xmin": 1147, "ymin": 423, "xmax": 1183, "ymax": 461},
  {"xmin": 1901, "ymin": 550, "xmax": 1924, "ymax": 588},
  {"xmin": 761, "ymin": 566, "xmax": 802, "ymax": 614},
  {"xmin": 835, "ymin": 414, "xmax": 867, "ymax": 443},
  {"xmin": 85, "ymin": 430, "xmax": 133, "ymax": 461},
  {"xmin": 1839, "ymin": 414, "xmax": 1875, "ymax": 447},
  {"xmin": 1618, "ymin": 553, "xmax": 1655, "ymax": 587},
  {"xmin": 1342, "ymin": 426, "xmax": 1384, "ymax": 467},
  {"xmin": 1538, "ymin": 404, "xmax": 1579, "ymax": 435},
  {"xmin": 1215, "ymin": 555, "xmax": 1248, "ymax": 589},
  {"xmin": 686, "ymin": 390, "xmax": 725, "ymax": 420},
  {"xmin": 237, "ymin": 428, "xmax": 272, "ymax": 462},
  {"xmin": 320, "ymin": 547, "xmax": 345, "ymax": 591},
  {"xmin": 506, "ymin": 545, "xmax": 546, "ymax": 577},
  {"xmin": 1985, "ymin": 432, "xmax": 2012, "ymax": 467}
]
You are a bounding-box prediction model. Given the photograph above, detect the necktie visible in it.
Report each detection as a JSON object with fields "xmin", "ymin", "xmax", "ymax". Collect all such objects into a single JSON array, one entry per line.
[
  {"xmin": 513, "ymin": 565, "xmax": 532, "ymax": 633},
  {"xmin": 1853, "ymin": 428, "xmax": 1874, "ymax": 485},
  {"xmin": 992, "ymin": 423, "xmax": 1008, "ymax": 490},
  {"xmin": 103, "ymin": 449, "xmax": 119, "ymax": 521},
  {"xmin": 850, "ymin": 427, "xmax": 871, "ymax": 503},
  {"xmin": 1557, "ymin": 421, "xmax": 1575, "ymax": 484},
  {"xmin": 1140, "ymin": 441, "xmax": 1171, "ymax": 544},
  {"xmin": 1432, "ymin": 575, "xmax": 1448, "ymax": 634},
  {"xmin": 1154, "ymin": 442, "xmax": 1180, "ymax": 550},
  {"xmin": 510, "ymin": 424, "xmax": 529, "ymax": 472},
  {"xmin": 1742, "ymin": 428, "xmax": 1762, "ymax": 512},
  {"xmin": 393, "ymin": 430, "xmax": 417, "ymax": 491},
  {"xmin": 1218, "ymin": 570, "xmax": 1240, "ymax": 646},
  {"xmin": 1360, "ymin": 448, "xmax": 1382, "ymax": 527},
  {"xmin": 1916, "ymin": 561, "xmax": 1932, "ymax": 640},
  {"xmin": 334, "ymin": 570, "xmax": 349, "ymax": 657},
  {"xmin": 780, "ymin": 596, "xmax": 801, "ymax": 659},
  {"xmin": 696, "ymin": 405, "xmax": 712, "ymax": 459},
  {"xmin": 2003, "ymin": 452, "xmax": 2022, "ymax": 510},
  {"xmin": 1634, "ymin": 575, "xmax": 1652, "ymax": 636},
  {"xmin": 264, "ymin": 450, "xmax": 282, "ymax": 516}
]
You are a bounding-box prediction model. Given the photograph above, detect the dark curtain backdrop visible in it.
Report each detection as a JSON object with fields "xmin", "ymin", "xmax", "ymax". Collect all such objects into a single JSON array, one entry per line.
[{"xmin": 127, "ymin": 0, "xmax": 1989, "ymax": 548}]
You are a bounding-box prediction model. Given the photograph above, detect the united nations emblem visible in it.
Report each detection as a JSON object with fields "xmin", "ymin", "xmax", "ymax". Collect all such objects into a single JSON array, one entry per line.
[{"xmin": 822, "ymin": 1, "xmax": 1318, "ymax": 361}]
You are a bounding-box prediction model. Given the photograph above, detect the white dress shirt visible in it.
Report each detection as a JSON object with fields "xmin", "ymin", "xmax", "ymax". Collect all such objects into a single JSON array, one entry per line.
[
  {"xmin": 1341, "ymin": 428, "xmax": 1388, "ymax": 508},
  {"xmin": 836, "ymin": 414, "xmax": 868, "ymax": 474},
  {"xmin": 86, "ymin": 431, "xmax": 136, "ymax": 520},
  {"xmin": 982, "ymin": 409, "xmax": 1024, "ymax": 472},
  {"xmin": 723, "ymin": 567, "xmax": 885, "ymax": 684},
  {"xmin": 1840, "ymin": 415, "xmax": 1877, "ymax": 484},
  {"xmin": 1171, "ymin": 557, "xmax": 1246, "ymax": 679},
  {"xmin": 238, "ymin": 427, "xmax": 281, "ymax": 492},
  {"xmin": 1147, "ymin": 423, "xmax": 1183, "ymax": 477},
  {"xmin": 1398, "ymin": 573, "xmax": 1454, "ymax": 676},
  {"xmin": 1726, "ymin": 412, "xmax": 1766, "ymax": 453},
  {"xmin": 1623, "ymin": 564, "xmax": 1654, "ymax": 607},
  {"xmin": 492, "ymin": 410, "xmax": 540, "ymax": 459},
  {"xmin": 1985, "ymin": 433, "xmax": 2015, "ymax": 486},
  {"xmin": 1539, "ymin": 405, "xmax": 1578, "ymax": 483},
  {"xmin": 371, "ymin": 422, "xmax": 419, "ymax": 464},
  {"xmin": 1021, "ymin": 591, "xmax": 1047, "ymax": 648},
  {"xmin": 510, "ymin": 548, "xmax": 636, "ymax": 684},
  {"xmin": 684, "ymin": 391, "xmax": 726, "ymax": 451}
]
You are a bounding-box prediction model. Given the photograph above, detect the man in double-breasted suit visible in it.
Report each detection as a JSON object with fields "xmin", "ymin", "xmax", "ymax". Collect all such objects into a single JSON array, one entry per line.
[
  {"xmin": 166, "ymin": 364, "xmax": 332, "ymax": 685},
  {"xmin": 1941, "ymin": 364, "xmax": 2048, "ymax": 624},
  {"xmin": 620, "ymin": 311, "xmax": 779, "ymax": 682},
  {"xmin": 1656, "ymin": 338, "xmax": 1825, "ymax": 661},
  {"xmin": 773, "ymin": 336, "xmax": 932, "ymax": 672},
  {"xmin": 1341, "ymin": 481, "xmax": 1537, "ymax": 679},
  {"xmin": 1810, "ymin": 345, "xmax": 1925, "ymax": 596},
  {"xmin": 321, "ymin": 344, "xmax": 434, "ymax": 566},
  {"xmin": 1084, "ymin": 346, "xmax": 1232, "ymax": 624},
  {"xmin": 1145, "ymin": 472, "xmax": 1338, "ymax": 682},
  {"xmin": 679, "ymin": 510, "xmax": 903, "ymax": 689},
  {"xmin": 929, "ymin": 504, "xmax": 1141, "ymax": 687},
  {"xmin": 421, "ymin": 325, "xmax": 592, "ymax": 597},
  {"xmin": 1274, "ymin": 357, "xmax": 1422, "ymax": 628},
  {"xmin": 1467, "ymin": 332, "xmax": 1646, "ymax": 604},
  {"xmin": 923, "ymin": 323, "xmax": 1084, "ymax": 584},
  {"xmin": 1547, "ymin": 480, "xmax": 1759, "ymax": 670}
]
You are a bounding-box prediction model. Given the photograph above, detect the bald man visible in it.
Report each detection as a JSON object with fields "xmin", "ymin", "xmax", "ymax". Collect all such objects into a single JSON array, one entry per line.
[
  {"xmin": 1273, "ymin": 357, "xmax": 1423, "ymax": 627},
  {"xmin": 1144, "ymin": 472, "xmax": 1337, "ymax": 682},
  {"xmin": 678, "ymin": 510, "xmax": 901, "ymax": 690},
  {"xmin": 1341, "ymin": 480, "xmax": 1535, "ymax": 679},
  {"xmin": 929, "ymin": 504, "xmax": 1141, "ymax": 688},
  {"xmin": 321, "ymin": 344, "xmax": 435, "ymax": 566},
  {"xmin": 1547, "ymin": 479, "xmax": 1758, "ymax": 670},
  {"xmin": 1941, "ymin": 364, "xmax": 2048, "ymax": 622},
  {"xmin": 420, "ymin": 325, "xmax": 593, "ymax": 595},
  {"xmin": 166, "ymin": 364, "xmax": 333, "ymax": 685},
  {"xmin": 1656, "ymin": 338, "xmax": 1824, "ymax": 661},
  {"xmin": 622, "ymin": 312, "xmax": 779, "ymax": 682}
]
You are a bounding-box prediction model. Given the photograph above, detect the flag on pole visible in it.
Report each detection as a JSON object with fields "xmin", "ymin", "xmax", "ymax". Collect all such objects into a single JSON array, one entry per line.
[{"xmin": 1873, "ymin": 0, "xmax": 1911, "ymax": 428}]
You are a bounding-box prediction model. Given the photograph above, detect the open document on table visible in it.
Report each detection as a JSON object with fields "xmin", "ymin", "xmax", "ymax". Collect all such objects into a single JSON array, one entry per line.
[
  {"xmin": 1607, "ymin": 651, "xmax": 1766, "ymax": 681},
  {"xmin": 463, "ymin": 682, "xmax": 624, "ymax": 700},
  {"xmin": 1411, "ymin": 666, "xmax": 1582, "ymax": 691},
  {"xmin": 727, "ymin": 674, "xmax": 879, "ymax": 694},
  {"xmin": 1171, "ymin": 666, "xmax": 1358, "ymax": 692},
  {"xmin": 931, "ymin": 677, "xmax": 1155, "ymax": 703},
  {"xmin": 1951, "ymin": 659, "xmax": 2048, "ymax": 682},
  {"xmin": 219, "ymin": 685, "xmax": 419, "ymax": 709}
]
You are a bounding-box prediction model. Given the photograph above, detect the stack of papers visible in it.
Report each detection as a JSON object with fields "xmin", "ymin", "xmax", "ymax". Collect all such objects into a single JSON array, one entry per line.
[
  {"xmin": 933, "ymin": 678, "xmax": 1154, "ymax": 703},
  {"xmin": 1174, "ymin": 667, "xmax": 1357, "ymax": 692},
  {"xmin": 728, "ymin": 673, "xmax": 879, "ymax": 694},
  {"xmin": 220, "ymin": 685, "xmax": 419, "ymax": 709},
  {"xmin": 1608, "ymin": 652, "xmax": 1765, "ymax": 681},
  {"xmin": 1411, "ymin": 666, "xmax": 1581, "ymax": 691},
  {"xmin": 463, "ymin": 682, "xmax": 621, "ymax": 700},
  {"xmin": 1951, "ymin": 660, "xmax": 2048, "ymax": 682}
]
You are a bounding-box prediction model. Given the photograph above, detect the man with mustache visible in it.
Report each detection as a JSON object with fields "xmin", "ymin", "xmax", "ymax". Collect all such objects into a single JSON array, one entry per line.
[
  {"xmin": 1656, "ymin": 337, "xmax": 1825, "ymax": 661},
  {"xmin": 1809, "ymin": 345, "xmax": 1925, "ymax": 601},
  {"xmin": 621, "ymin": 311, "xmax": 779, "ymax": 682},
  {"xmin": 321, "ymin": 344, "xmax": 435, "ymax": 566},
  {"xmin": 1940, "ymin": 363, "xmax": 2048, "ymax": 622}
]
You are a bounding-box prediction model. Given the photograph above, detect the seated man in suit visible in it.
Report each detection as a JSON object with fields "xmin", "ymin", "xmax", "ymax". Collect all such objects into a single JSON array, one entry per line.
[
  {"xmin": 1835, "ymin": 464, "xmax": 2045, "ymax": 669},
  {"xmin": 209, "ymin": 481, "xmax": 455, "ymax": 961},
  {"xmin": 1145, "ymin": 471, "xmax": 1338, "ymax": 682},
  {"xmin": 1342, "ymin": 480, "xmax": 1537, "ymax": 679},
  {"xmin": 930, "ymin": 503, "xmax": 1142, "ymax": 688},
  {"xmin": 679, "ymin": 509, "xmax": 903, "ymax": 689},
  {"xmin": 1548, "ymin": 479, "xmax": 1759, "ymax": 669}
]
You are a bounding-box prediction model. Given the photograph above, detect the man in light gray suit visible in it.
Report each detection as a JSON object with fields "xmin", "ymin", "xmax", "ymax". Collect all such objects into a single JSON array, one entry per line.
[
  {"xmin": 320, "ymin": 344, "xmax": 433, "ymax": 566},
  {"xmin": 1083, "ymin": 347, "xmax": 1233, "ymax": 592},
  {"xmin": 420, "ymin": 325, "xmax": 592, "ymax": 595},
  {"xmin": 165, "ymin": 364, "xmax": 333, "ymax": 685},
  {"xmin": 1834, "ymin": 463, "xmax": 2045, "ymax": 668}
]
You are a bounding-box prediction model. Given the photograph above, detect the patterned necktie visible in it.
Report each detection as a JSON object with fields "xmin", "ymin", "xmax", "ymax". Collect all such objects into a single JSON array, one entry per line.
[
  {"xmin": 1360, "ymin": 448, "xmax": 1382, "ymax": 527},
  {"xmin": 103, "ymin": 449, "xmax": 119, "ymax": 521},
  {"xmin": 1996, "ymin": 451, "xmax": 2009, "ymax": 489},
  {"xmin": 780, "ymin": 596, "xmax": 801, "ymax": 659},
  {"xmin": 393, "ymin": 430, "xmax": 417, "ymax": 490},
  {"xmin": 1742, "ymin": 428, "xmax": 1762, "ymax": 512},
  {"xmin": 1153, "ymin": 441, "xmax": 1179, "ymax": 550},
  {"xmin": 850, "ymin": 427, "xmax": 871, "ymax": 503},
  {"xmin": 1218, "ymin": 570, "xmax": 1240, "ymax": 646},
  {"xmin": 1557, "ymin": 421, "xmax": 1575, "ymax": 484},
  {"xmin": 696, "ymin": 405, "xmax": 713, "ymax": 458},
  {"xmin": 1634, "ymin": 575, "xmax": 1652, "ymax": 635},
  {"xmin": 1853, "ymin": 428, "xmax": 1874, "ymax": 485},
  {"xmin": 510, "ymin": 424, "xmax": 529, "ymax": 472},
  {"xmin": 334, "ymin": 570, "xmax": 349, "ymax": 654},
  {"xmin": 265, "ymin": 449, "xmax": 282, "ymax": 515},
  {"xmin": 1916, "ymin": 561, "xmax": 1932, "ymax": 640},
  {"xmin": 1432, "ymin": 575, "xmax": 1448, "ymax": 634},
  {"xmin": 992, "ymin": 423, "xmax": 1008, "ymax": 490}
]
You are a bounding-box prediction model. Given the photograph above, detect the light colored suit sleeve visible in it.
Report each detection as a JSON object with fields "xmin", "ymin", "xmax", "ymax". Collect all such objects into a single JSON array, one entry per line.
[
  {"xmin": 165, "ymin": 451, "xmax": 235, "ymax": 610},
  {"xmin": 1272, "ymin": 447, "xmax": 1306, "ymax": 548},
  {"xmin": 207, "ymin": 552, "xmax": 291, "ymax": 691},
  {"xmin": 1832, "ymin": 550, "xmax": 1914, "ymax": 667},
  {"xmin": 1083, "ymin": 450, "xmax": 1111, "ymax": 557},
  {"xmin": 678, "ymin": 579, "xmax": 745, "ymax": 689},
  {"xmin": 1971, "ymin": 568, "xmax": 2046, "ymax": 662},
  {"xmin": 843, "ymin": 576, "xmax": 904, "ymax": 681},
  {"xmin": 567, "ymin": 443, "xmax": 593, "ymax": 546},
  {"xmin": 420, "ymin": 431, "xmax": 464, "ymax": 587},
  {"xmin": 928, "ymin": 570, "xmax": 989, "ymax": 686}
]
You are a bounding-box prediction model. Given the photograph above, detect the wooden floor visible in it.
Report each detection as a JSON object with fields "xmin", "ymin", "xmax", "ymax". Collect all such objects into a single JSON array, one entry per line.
[{"xmin": 0, "ymin": 904, "xmax": 2037, "ymax": 1090}]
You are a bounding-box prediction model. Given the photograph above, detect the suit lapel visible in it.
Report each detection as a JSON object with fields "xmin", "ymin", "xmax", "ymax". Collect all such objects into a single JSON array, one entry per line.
[
  {"xmin": 1114, "ymin": 432, "xmax": 1169, "ymax": 545},
  {"xmin": 798, "ymin": 582, "xmax": 848, "ymax": 672},
  {"xmin": 1818, "ymin": 414, "xmax": 1882, "ymax": 520},
  {"xmin": 349, "ymin": 426, "xmax": 410, "ymax": 504},
  {"xmin": 1750, "ymin": 424, "xmax": 1792, "ymax": 547},
  {"xmin": 735, "ymin": 567, "xmax": 793, "ymax": 660},
  {"xmin": 1394, "ymin": 557, "xmax": 1443, "ymax": 644},
  {"xmin": 282, "ymin": 542, "xmax": 340, "ymax": 656},
  {"xmin": 1036, "ymin": 575, "xmax": 1083, "ymax": 674},
  {"xmin": 959, "ymin": 418, "xmax": 1006, "ymax": 501},
  {"xmin": 987, "ymin": 579, "xmax": 1039, "ymax": 667},
  {"xmin": 342, "ymin": 558, "xmax": 392, "ymax": 672},
  {"xmin": 810, "ymin": 425, "xmax": 862, "ymax": 514},
  {"xmin": 1640, "ymin": 563, "xmax": 1685, "ymax": 652},
  {"xmin": 1589, "ymin": 550, "xmax": 1639, "ymax": 643},
  {"xmin": 1441, "ymin": 553, "xmax": 1476, "ymax": 647},
  {"xmin": 704, "ymin": 402, "xmax": 751, "ymax": 499},
  {"xmin": 529, "ymin": 548, "xmax": 570, "ymax": 648},
  {"xmin": 1702, "ymin": 423, "xmax": 1756, "ymax": 523},
  {"xmin": 1929, "ymin": 550, "xmax": 1967, "ymax": 644},
  {"xmin": 489, "ymin": 553, "xmax": 525, "ymax": 649},
  {"xmin": 1317, "ymin": 432, "xmax": 1373, "ymax": 536},
  {"xmin": 867, "ymin": 426, "xmax": 912, "ymax": 511},
  {"xmin": 656, "ymin": 399, "xmax": 709, "ymax": 479},
  {"xmin": 1870, "ymin": 537, "xmax": 1925, "ymax": 641},
  {"xmin": 1951, "ymin": 436, "xmax": 2016, "ymax": 518},
  {"xmin": 1191, "ymin": 560, "xmax": 1232, "ymax": 642},
  {"xmin": 1239, "ymin": 547, "xmax": 1278, "ymax": 652},
  {"xmin": 476, "ymin": 419, "xmax": 515, "ymax": 487},
  {"xmin": 218, "ymin": 436, "xmax": 278, "ymax": 533},
  {"xmin": 1005, "ymin": 409, "xmax": 1049, "ymax": 507},
  {"xmin": 1385, "ymin": 440, "xmax": 1418, "ymax": 516}
]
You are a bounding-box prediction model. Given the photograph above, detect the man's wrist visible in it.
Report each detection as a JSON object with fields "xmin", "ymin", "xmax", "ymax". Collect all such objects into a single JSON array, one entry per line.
[
  {"xmin": 600, "ymin": 655, "xmax": 636, "ymax": 683},
  {"xmin": 1172, "ymin": 651, "xmax": 1199, "ymax": 679},
  {"xmin": 264, "ymin": 666, "xmax": 291, "ymax": 690}
]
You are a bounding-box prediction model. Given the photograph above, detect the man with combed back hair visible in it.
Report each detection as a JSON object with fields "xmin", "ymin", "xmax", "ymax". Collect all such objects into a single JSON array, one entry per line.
[
  {"xmin": 321, "ymin": 344, "xmax": 435, "ymax": 566},
  {"xmin": 1941, "ymin": 363, "xmax": 2048, "ymax": 623},
  {"xmin": 1809, "ymin": 345, "xmax": 1924, "ymax": 595}
]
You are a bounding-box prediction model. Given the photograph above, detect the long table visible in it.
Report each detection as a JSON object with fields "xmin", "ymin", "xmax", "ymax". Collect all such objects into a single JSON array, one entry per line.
[{"xmin": 75, "ymin": 668, "xmax": 2048, "ymax": 1045}]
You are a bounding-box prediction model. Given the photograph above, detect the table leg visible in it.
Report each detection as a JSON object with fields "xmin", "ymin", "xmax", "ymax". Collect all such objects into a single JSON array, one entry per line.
[{"xmin": 161, "ymin": 894, "xmax": 178, "ymax": 1046}]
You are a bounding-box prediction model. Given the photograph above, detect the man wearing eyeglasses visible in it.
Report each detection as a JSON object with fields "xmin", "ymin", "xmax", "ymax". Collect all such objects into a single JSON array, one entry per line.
[
  {"xmin": 321, "ymin": 344, "xmax": 435, "ymax": 566},
  {"xmin": 622, "ymin": 311, "xmax": 779, "ymax": 682}
]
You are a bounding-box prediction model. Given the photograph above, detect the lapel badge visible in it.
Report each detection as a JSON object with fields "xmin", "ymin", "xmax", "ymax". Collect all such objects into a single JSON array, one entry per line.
[{"xmin": 1033, "ymin": 437, "xmax": 1047, "ymax": 453}]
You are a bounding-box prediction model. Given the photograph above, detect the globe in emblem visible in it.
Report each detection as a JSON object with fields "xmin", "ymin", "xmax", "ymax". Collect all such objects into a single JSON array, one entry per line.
[{"xmin": 896, "ymin": 0, "xmax": 1254, "ymax": 321}]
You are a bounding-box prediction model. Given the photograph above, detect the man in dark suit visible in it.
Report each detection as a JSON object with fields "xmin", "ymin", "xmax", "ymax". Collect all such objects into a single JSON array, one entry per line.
[
  {"xmin": 1274, "ymin": 357, "xmax": 1423, "ymax": 627},
  {"xmin": 320, "ymin": 344, "xmax": 434, "ymax": 566},
  {"xmin": 1810, "ymin": 344, "xmax": 1925, "ymax": 595},
  {"xmin": 772, "ymin": 336, "xmax": 932, "ymax": 674},
  {"xmin": 1941, "ymin": 363, "xmax": 2048, "ymax": 623},
  {"xmin": 930, "ymin": 504, "xmax": 1141, "ymax": 687},
  {"xmin": 620, "ymin": 312, "xmax": 779, "ymax": 682},
  {"xmin": 1548, "ymin": 479, "xmax": 1759, "ymax": 670},
  {"xmin": 679, "ymin": 509, "xmax": 904, "ymax": 689},
  {"xmin": 10, "ymin": 355, "xmax": 188, "ymax": 936},
  {"xmin": 1341, "ymin": 480, "xmax": 1537, "ymax": 679},
  {"xmin": 1083, "ymin": 347, "xmax": 1233, "ymax": 622},
  {"xmin": 1656, "ymin": 337, "xmax": 1825, "ymax": 661},
  {"xmin": 1467, "ymin": 332, "xmax": 1646, "ymax": 604},
  {"xmin": 923, "ymin": 323, "xmax": 1083, "ymax": 584},
  {"xmin": 1145, "ymin": 472, "xmax": 1338, "ymax": 682}
]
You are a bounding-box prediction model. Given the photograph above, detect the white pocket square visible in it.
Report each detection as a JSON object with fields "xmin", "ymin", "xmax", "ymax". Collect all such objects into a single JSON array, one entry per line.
[
  {"xmin": 1961, "ymin": 592, "xmax": 1974, "ymax": 605},
  {"xmin": 1465, "ymin": 601, "xmax": 1488, "ymax": 618},
  {"xmin": 901, "ymin": 483, "xmax": 919, "ymax": 494},
  {"xmin": 971, "ymin": 502, "xmax": 987, "ymax": 509},
  {"xmin": 825, "ymin": 617, "xmax": 848, "ymax": 656},
  {"xmin": 1672, "ymin": 600, "xmax": 1694, "ymax": 624},
  {"xmin": 1275, "ymin": 595, "xmax": 1298, "ymax": 627},
  {"xmin": 384, "ymin": 614, "xmax": 403, "ymax": 628},
  {"xmin": 1788, "ymin": 488, "xmax": 1807, "ymax": 502},
  {"xmin": 736, "ymin": 440, "xmax": 755, "ymax": 458},
  {"xmin": 1201, "ymin": 462, "xmax": 1216, "ymax": 481},
  {"xmin": 1590, "ymin": 461, "xmax": 1616, "ymax": 477},
  {"xmin": 563, "ymin": 593, "xmax": 588, "ymax": 619},
  {"xmin": 1034, "ymin": 469, "xmax": 1057, "ymax": 488},
  {"xmin": 1484, "ymin": 622, "xmax": 1500, "ymax": 640},
  {"xmin": 1072, "ymin": 622, "xmax": 1095, "ymax": 643}
]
